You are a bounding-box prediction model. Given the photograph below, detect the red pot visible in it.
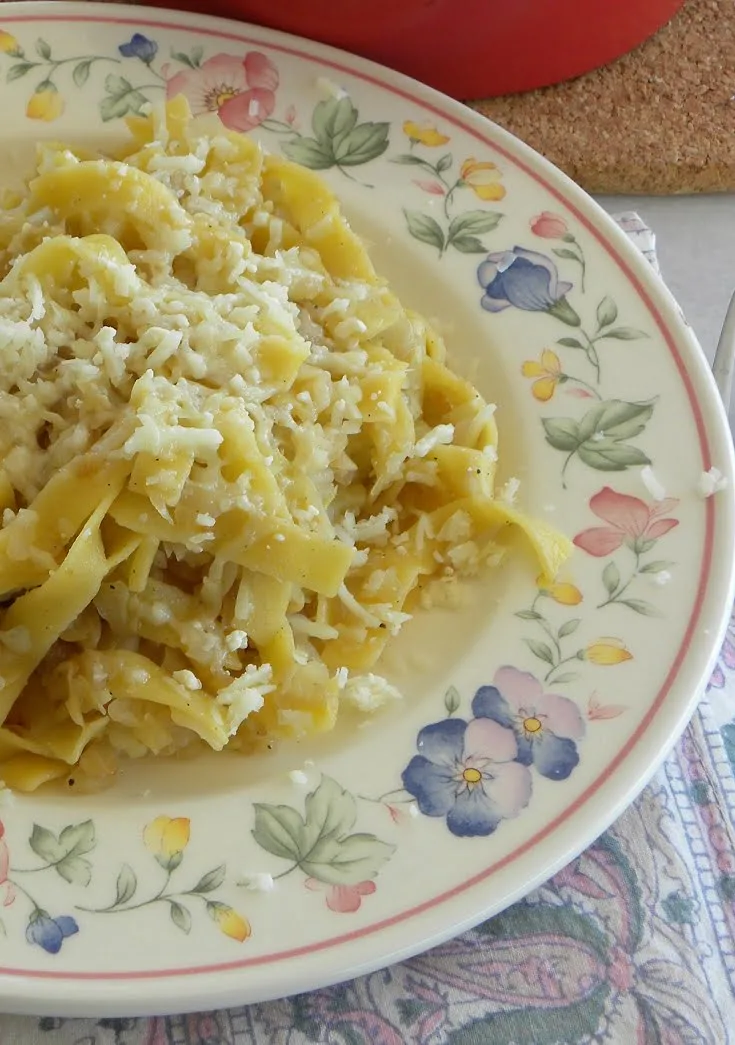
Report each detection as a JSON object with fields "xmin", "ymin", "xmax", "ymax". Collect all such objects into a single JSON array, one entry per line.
[{"xmin": 149, "ymin": 0, "xmax": 685, "ymax": 98}]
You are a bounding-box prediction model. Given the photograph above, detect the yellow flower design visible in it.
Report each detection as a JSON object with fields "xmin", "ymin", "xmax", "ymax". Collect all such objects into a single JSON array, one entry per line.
[
  {"xmin": 537, "ymin": 576, "xmax": 583, "ymax": 606},
  {"xmin": 0, "ymin": 30, "xmax": 19, "ymax": 53},
  {"xmin": 584, "ymin": 639, "xmax": 633, "ymax": 666},
  {"xmin": 522, "ymin": 349, "xmax": 563, "ymax": 402},
  {"xmin": 403, "ymin": 120, "xmax": 450, "ymax": 147},
  {"xmin": 459, "ymin": 158, "xmax": 506, "ymax": 201},
  {"xmin": 143, "ymin": 815, "xmax": 191, "ymax": 871},
  {"xmin": 26, "ymin": 87, "xmax": 65, "ymax": 123},
  {"xmin": 210, "ymin": 903, "xmax": 251, "ymax": 942}
]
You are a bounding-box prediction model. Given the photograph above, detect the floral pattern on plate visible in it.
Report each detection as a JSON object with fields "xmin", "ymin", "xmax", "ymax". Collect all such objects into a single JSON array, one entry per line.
[
  {"xmin": 400, "ymin": 670, "xmax": 629, "ymax": 837},
  {"xmin": 0, "ymin": 6, "xmax": 729, "ymax": 1019}
]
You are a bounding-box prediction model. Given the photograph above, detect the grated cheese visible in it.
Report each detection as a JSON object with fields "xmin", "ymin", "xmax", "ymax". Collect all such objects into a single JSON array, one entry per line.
[
  {"xmin": 697, "ymin": 467, "xmax": 728, "ymax": 497},
  {"xmin": 239, "ymin": 871, "xmax": 275, "ymax": 892},
  {"xmin": 172, "ymin": 669, "xmax": 202, "ymax": 691},
  {"xmin": 640, "ymin": 465, "xmax": 667, "ymax": 502},
  {"xmin": 414, "ymin": 424, "xmax": 455, "ymax": 458},
  {"xmin": 652, "ymin": 570, "xmax": 672, "ymax": 586},
  {"xmin": 342, "ymin": 673, "xmax": 402, "ymax": 712},
  {"xmin": 0, "ymin": 102, "xmax": 572, "ymax": 792}
]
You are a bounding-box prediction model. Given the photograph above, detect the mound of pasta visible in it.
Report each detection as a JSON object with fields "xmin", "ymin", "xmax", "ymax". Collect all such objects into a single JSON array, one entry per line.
[{"xmin": 0, "ymin": 99, "xmax": 570, "ymax": 792}]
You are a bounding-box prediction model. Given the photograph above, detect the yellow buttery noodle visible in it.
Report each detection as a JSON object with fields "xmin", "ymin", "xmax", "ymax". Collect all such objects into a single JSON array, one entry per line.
[{"xmin": 0, "ymin": 97, "xmax": 572, "ymax": 791}]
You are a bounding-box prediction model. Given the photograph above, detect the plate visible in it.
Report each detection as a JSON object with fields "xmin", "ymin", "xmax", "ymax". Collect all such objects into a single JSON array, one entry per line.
[{"xmin": 0, "ymin": 1, "xmax": 732, "ymax": 1018}]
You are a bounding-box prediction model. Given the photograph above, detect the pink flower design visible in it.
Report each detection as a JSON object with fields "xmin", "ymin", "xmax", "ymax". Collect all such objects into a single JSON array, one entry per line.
[
  {"xmin": 284, "ymin": 103, "xmax": 297, "ymax": 126},
  {"xmin": 565, "ymin": 386, "xmax": 595, "ymax": 399},
  {"xmin": 587, "ymin": 693, "xmax": 628, "ymax": 721},
  {"xmin": 412, "ymin": 178, "xmax": 446, "ymax": 195},
  {"xmin": 166, "ymin": 51, "xmax": 279, "ymax": 132},
  {"xmin": 305, "ymin": 877, "xmax": 376, "ymax": 913},
  {"xmin": 530, "ymin": 211, "xmax": 568, "ymax": 239},
  {"xmin": 0, "ymin": 821, "xmax": 15, "ymax": 907},
  {"xmin": 573, "ymin": 487, "xmax": 679, "ymax": 557}
]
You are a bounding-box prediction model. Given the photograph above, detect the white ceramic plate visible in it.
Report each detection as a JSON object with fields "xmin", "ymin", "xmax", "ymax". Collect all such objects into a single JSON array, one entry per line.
[{"xmin": 0, "ymin": 1, "xmax": 732, "ymax": 1018}]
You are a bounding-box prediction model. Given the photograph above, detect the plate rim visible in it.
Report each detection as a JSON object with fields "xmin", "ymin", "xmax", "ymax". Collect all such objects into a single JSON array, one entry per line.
[{"xmin": 0, "ymin": 0, "xmax": 733, "ymax": 1016}]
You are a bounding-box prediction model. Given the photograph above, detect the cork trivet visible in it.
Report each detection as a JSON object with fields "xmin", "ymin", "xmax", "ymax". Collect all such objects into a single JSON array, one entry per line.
[{"xmin": 470, "ymin": 0, "xmax": 735, "ymax": 194}]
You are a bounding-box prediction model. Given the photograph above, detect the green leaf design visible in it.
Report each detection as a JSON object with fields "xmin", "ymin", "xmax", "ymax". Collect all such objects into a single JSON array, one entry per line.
[
  {"xmin": 35, "ymin": 38, "xmax": 52, "ymax": 60},
  {"xmin": 404, "ymin": 210, "xmax": 445, "ymax": 252},
  {"xmin": 55, "ymin": 826, "xmax": 95, "ymax": 883},
  {"xmin": 59, "ymin": 821, "xmax": 96, "ymax": 858},
  {"xmin": 596, "ymin": 295, "xmax": 618, "ymax": 330},
  {"xmin": 114, "ymin": 864, "xmax": 137, "ymax": 906},
  {"xmin": 550, "ymin": 671, "xmax": 580, "ymax": 684},
  {"xmin": 333, "ymin": 121, "xmax": 390, "ymax": 166},
  {"xmin": 29, "ymin": 825, "xmax": 63, "ymax": 864},
  {"xmin": 558, "ymin": 618, "xmax": 581, "ymax": 638},
  {"xmin": 302, "ymin": 777, "xmax": 356, "ymax": 853},
  {"xmin": 301, "ymin": 832, "xmax": 395, "ymax": 886},
  {"xmin": 281, "ymin": 137, "xmax": 335, "ymax": 169},
  {"xmin": 602, "ymin": 562, "xmax": 620, "ymax": 595},
  {"xmin": 542, "ymin": 418, "xmax": 581, "ymax": 452},
  {"xmin": 436, "ymin": 152, "xmax": 452, "ymax": 172},
  {"xmin": 577, "ymin": 443, "xmax": 650, "ymax": 471},
  {"xmin": 524, "ymin": 638, "xmax": 555, "ymax": 665},
  {"xmin": 169, "ymin": 901, "xmax": 192, "ymax": 934},
  {"xmin": 72, "ymin": 60, "xmax": 92, "ymax": 88},
  {"xmin": 252, "ymin": 804, "xmax": 305, "ymax": 861},
  {"xmin": 253, "ymin": 777, "xmax": 394, "ymax": 884},
  {"xmin": 444, "ymin": 686, "xmax": 461, "ymax": 715},
  {"xmin": 100, "ymin": 75, "xmax": 149, "ymax": 122},
  {"xmin": 190, "ymin": 45, "xmax": 204, "ymax": 67},
  {"xmin": 312, "ymin": 96, "xmax": 357, "ymax": 147},
  {"xmin": 552, "ymin": 247, "xmax": 580, "ymax": 261},
  {"xmin": 7, "ymin": 63, "xmax": 37, "ymax": 82},
  {"xmin": 600, "ymin": 326, "xmax": 648, "ymax": 340},
  {"xmin": 515, "ymin": 609, "xmax": 543, "ymax": 621},
  {"xmin": 29, "ymin": 820, "xmax": 95, "ymax": 882},
  {"xmin": 391, "ymin": 153, "xmax": 427, "ymax": 166},
  {"xmin": 593, "ymin": 400, "xmax": 654, "ymax": 438},
  {"xmin": 171, "ymin": 50, "xmax": 195, "ymax": 68},
  {"xmin": 547, "ymin": 297, "xmax": 581, "ymax": 327},
  {"xmin": 557, "ymin": 337, "xmax": 585, "ymax": 349},
  {"xmin": 191, "ymin": 864, "xmax": 226, "ymax": 894},
  {"xmin": 618, "ymin": 598, "xmax": 660, "ymax": 616},
  {"xmin": 450, "ymin": 234, "xmax": 487, "ymax": 254},
  {"xmin": 544, "ymin": 400, "xmax": 653, "ymax": 476},
  {"xmin": 448, "ymin": 210, "xmax": 503, "ymax": 239},
  {"xmin": 56, "ymin": 855, "xmax": 92, "ymax": 887},
  {"xmin": 639, "ymin": 560, "xmax": 675, "ymax": 574}
]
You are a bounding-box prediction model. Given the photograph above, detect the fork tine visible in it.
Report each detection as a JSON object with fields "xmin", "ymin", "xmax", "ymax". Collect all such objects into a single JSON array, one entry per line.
[{"xmin": 713, "ymin": 290, "xmax": 735, "ymax": 411}]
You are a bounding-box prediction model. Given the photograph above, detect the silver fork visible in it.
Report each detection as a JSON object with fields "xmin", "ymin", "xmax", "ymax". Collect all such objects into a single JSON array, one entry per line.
[{"xmin": 714, "ymin": 290, "xmax": 735, "ymax": 410}]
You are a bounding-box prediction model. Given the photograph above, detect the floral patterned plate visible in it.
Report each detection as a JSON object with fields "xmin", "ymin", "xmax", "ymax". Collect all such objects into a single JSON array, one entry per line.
[{"xmin": 0, "ymin": 0, "xmax": 733, "ymax": 1018}]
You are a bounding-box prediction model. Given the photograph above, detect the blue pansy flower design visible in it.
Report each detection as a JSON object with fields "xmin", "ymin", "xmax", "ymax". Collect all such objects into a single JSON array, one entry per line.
[
  {"xmin": 26, "ymin": 910, "xmax": 79, "ymax": 954},
  {"xmin": 472, "ymin": 666, "xmax": 585, "ymax": 781},
  {"xmin": 402, "ymin": 716, "xmax": 532, "ymax": 837},
  {"xmin": 477, "ymin": 246, "xmax": 580, "ymax": 326},
  {"xmin": 119, "ymin": 34, "xmax": 158, "ymax": 64}
]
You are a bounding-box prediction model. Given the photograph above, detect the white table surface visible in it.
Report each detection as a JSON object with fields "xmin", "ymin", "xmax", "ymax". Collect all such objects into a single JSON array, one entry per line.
[{"xmin": 597, "ymin": 195, "xmax": 735, "ymax": 366}]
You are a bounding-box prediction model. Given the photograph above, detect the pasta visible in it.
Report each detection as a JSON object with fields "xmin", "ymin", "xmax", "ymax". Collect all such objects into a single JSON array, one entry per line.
[{"xmin": 0, "ymin": 98, "xmax": 571, "ymax": 792}]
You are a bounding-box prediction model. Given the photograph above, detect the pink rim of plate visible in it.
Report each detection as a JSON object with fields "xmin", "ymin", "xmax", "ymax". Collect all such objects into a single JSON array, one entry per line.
[{"xmin": 0, "ymin": 4, "xmax": 729, "ymax": 989}]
